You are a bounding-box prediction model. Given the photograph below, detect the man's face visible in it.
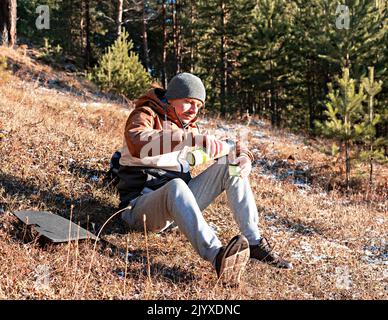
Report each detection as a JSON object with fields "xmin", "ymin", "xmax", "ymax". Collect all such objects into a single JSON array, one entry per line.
[{"xmin": 169, "ymin": 98, "xmax": 203, "ymax": 123}]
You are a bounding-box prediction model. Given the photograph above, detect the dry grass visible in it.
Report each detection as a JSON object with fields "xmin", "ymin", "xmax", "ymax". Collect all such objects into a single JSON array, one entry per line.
[{"xmin": 0, "ymin": 46, "xmax": 387, "ymax": 300}]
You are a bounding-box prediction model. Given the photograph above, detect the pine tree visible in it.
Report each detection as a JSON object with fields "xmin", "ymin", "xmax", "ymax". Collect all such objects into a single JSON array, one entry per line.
[
  {"xmin": 288, "ymin": 0, "xmax": 387, "ymax": 133},
  {"xmin": 315, "ymin": 68, "xmax": 366, "ymax": 189},
  {"xmin": 317, "ymin": 0, "xmax": 386, "ymax": 78},
  {"xmin": 359, "ymin": 66, "xmax": 386, "ymax": 185},
  {"xmin": 92, "ymin": 30, "xmax": 151, "ymax": 99},
  {"xmin": 195, "ymin": 0, "xmax": 226, "ymax": 114},
  {"xmin": 241, "ymin": 0, "xmax": 294, "ymax": 127},
  {"xmin": 195, "ymin": 0, "xmax": 255, "ymax": 116},
  {"xmin": 290, "ymin": 0, "xmax": 332, "ymax": 132}
]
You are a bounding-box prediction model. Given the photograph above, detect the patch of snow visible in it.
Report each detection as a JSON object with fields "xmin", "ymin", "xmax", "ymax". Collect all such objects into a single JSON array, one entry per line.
[
  {"xmin": 297, "ymin": 189, "xmax": 308, "ymax": 195},
  {"xmin": 251, "ymin": 120, "xmax": 266, "ymax": 127},
  {"xmin": 335, "ymin": 266, "xmax": 352, "ymax": 290},
  {"xmin": 311, "ymin": 254, "xmax": 327, "ymax": 262},
  {"xmin": 198, "ymin": 118, "xmax": 209, "ymax": 125},
  {"xmin": 264, "ymin": 214, "xmax": 278, "ymax": 222},
  {"xmin": 89, "ymin": 175, "xmax": 99, "ymax": 182},
  {"xmin": 259, "ymin": 173, "xmax": 279, "ymax": 181},
  {"xmin": 235, "ymin": 124, "xmax": 250, "ymax": 130},
  {"xmin": 362, "ymin": 239, "xmax": 388, "ymax": 265},
  {"xmin": 362, "ymin": 256, "xmax": 388, "ymax": 266},
  {"xmin": 252, "ymin": 131, "xmax": 266, "ymax": 138},
  {"xmin": 215, "ymin": 124, "xmax": 230, "ymax": 132},
  {"xmin": 321, "ymin": 199, "xmax": 334, "ymax": 207},
  {"xmin": 291, "ymin": 252, "xmax": 304, "ymax": 260},
  {"xmin": 79, "ymin": 102, "xmax": 106, "ymax": 110},
  {"xmin": 294, "ymin": 180, "xmax": 310, "ymax": 187},
  {"xmin": 321, "ymin": 239, "xmax": 352, "ymax": 252},
  {"xmin": 267, "ymin": 225, "xmax": 282, "ymax": 234},
  {"xmin": 301, "ymin": 243, "xmax": 313, "ymax": 253},
  {"xmin": 119, "ymin": 251, "xmax": 134, "ymax": 263}
]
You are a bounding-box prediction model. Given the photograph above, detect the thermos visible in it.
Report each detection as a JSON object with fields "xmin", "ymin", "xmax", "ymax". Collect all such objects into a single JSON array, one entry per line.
[
  {"xmin": 186, "ymin": 148, "xmax": 211, "ymax": 166},
  {"xmin": 185, "ymin": 140, "xmax": 241, "ymax": 176}
]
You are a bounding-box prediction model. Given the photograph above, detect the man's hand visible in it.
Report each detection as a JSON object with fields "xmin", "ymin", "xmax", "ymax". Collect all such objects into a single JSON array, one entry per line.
[
  {"xmin": 235, "ymin": 155, "xmax": 252, "ymax": 178},
  {"xmin": 194, "ymin": 134, "xmax": 229, "ymax": 159},
  {"xmin": 204, "ymin": 135, "xmax": 227, "ymax": 158}
]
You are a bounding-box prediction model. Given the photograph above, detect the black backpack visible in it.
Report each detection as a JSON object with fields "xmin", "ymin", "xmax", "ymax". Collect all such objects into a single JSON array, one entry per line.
[{"xmin": 105, "ymin": 150, "xmax": 121, "ymax": 187}]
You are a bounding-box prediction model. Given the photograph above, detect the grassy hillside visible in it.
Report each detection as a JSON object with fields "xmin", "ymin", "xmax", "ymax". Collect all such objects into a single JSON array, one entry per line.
[{"xmin": 0, "ymin": 46, "xmax": 387, "ymax": 299}]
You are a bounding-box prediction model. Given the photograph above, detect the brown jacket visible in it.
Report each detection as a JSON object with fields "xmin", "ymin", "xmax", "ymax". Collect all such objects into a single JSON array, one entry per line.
[
  {"xmin": 119, "ymin": 88, "xmax": 200, "ymax": 172},
  {"xmin": 120, "ymin": 87, "xmax": 253, "ymax": 171}
]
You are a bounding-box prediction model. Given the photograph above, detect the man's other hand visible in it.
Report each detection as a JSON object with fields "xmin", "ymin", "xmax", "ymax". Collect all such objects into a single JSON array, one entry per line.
[{"xmin": 235, "ymin": 155, "xmax": 252, "ymax": 178}]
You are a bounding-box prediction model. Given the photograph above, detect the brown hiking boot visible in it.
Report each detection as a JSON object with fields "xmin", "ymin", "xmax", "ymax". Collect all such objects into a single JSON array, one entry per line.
[
  {"xmin": 214, "ymin": 235, "xmax": 250, "ymax": 286},
  {"xmin": 250, "ymin": 237, "xmax": 293, "ymax": 269}
]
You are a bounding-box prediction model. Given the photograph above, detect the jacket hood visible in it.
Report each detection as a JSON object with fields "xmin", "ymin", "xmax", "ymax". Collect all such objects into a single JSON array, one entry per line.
[{"xmin": 134, "ymin": 88, "xmax": 199, "ymax": 129}]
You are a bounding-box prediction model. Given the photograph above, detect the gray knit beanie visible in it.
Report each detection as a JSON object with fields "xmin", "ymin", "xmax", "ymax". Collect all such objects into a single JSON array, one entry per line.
[{"xmin": 165, "ymin": 73, "xmax": 206, "ymax": 104}]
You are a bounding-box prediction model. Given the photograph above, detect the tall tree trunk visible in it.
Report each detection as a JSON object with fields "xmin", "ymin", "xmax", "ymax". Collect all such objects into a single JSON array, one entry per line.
[
  {"xmin": 171, "ymin": 0, "xmax": 178, "ymax": 74},
  {"xmin": 275, "ymin": 89, "xmax": 280, "ymax": 127},
  {"xmin": 189, "ymin": 0, "xmax": 195, "ymax": 73},
  {"xmin": 307, "ymin": 60, "xmax": 314, "ymax": 132},
  {"xmin": 69, "ymin": 0, "xmax": 74, "ymax": 52},
  {"xmin": 9, "ymin": 0, "xmax": 16, "ymax": 46},
  {"xmin": 84, "ymin": 0, "xmax": 91, "ymax": 68},
  {"xmin": 162, "ymin": 0, "xmax": 167, "ymax": 88},
  {"xmin": 175, "ymin": 0, "xmax": 181, "ymax": 73},
  {"xmin": 80, "ymin": 12, "xmax": 84, "ymax": 56},
  {"xmin": 270, "ymin": 58, "xmax": 276, "ymax": 127},
  {"xmin": 312, "ymin": 60, "xmax": 318, "ymax": 129},
  {"xmin": 117, "ymin": 0, "xmax": 123, "ymax": 37},
  {"xmin": 248, "ymin": 91, "xmax": 254, "ymax": 114},
  {"xmin": 344, "ymin": 112, "xmax": 351, "ymax": 190},
  {"xmin": 368, "ymin": 69, "xmax": 375, "ymax": 186},
  {"xmin": 0, "ymin": 0, "xmax": 17, "ymax": 47},
  {"xmin": 369, "ymin": 145, "xmax": 374, "ymax": 186},
  {"xmin": 345, "ymin": 139, "xmax": 350, "ymax": 190},
  {"xmin": 142, "ymin": 0, "xmax": 150, "ymax": 71},
  {"xmin": 258, "ymin": 91, "xmax": 262, "ymax": 115},
  {"xmin": 0, "ymin": 1, "xmax": 7, "ymax": 44},
  {"xmin": 220, "ymin": 0, "xmax": 227, "ymax": 116}
]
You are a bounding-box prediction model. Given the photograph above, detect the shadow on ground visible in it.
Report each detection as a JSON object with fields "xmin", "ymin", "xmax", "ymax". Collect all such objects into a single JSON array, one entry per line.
[
  {"xmin": 112, "ymin": 249, "xmax": 197, "ymax": 284},
  {"xmin": 0, "ymin": 171, "xmax": 126, "ymax": 236}
]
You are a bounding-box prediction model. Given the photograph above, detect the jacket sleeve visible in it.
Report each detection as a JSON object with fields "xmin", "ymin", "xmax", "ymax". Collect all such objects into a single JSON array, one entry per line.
[
  {"xmin": 235, "ymin": 140, "xmax": 255, "ymax": 162},
  {"xmin": 124, "ymin": 107, "xmax": 198, "ymax": 158},
  {"xmin": 239, "ymin": 149, "xmax": 255, "ymax": 162}
]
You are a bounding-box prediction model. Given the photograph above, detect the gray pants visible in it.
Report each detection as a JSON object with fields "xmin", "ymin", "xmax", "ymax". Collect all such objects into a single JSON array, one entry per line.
[{"xmin": 121, "ymin": 156, "xmax": 261, "ymax": 265}]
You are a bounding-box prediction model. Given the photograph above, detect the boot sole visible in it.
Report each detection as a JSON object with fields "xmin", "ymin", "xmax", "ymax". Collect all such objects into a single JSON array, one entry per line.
[{"xmin": 218, "ymin": 235, "xmax": 250, "ymax": 286}]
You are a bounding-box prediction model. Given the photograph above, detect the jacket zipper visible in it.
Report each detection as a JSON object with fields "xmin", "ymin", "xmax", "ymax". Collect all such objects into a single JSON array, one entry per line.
[{"xmin": 171, "ymin": 106, "xmax": 189, "ymax": 174}]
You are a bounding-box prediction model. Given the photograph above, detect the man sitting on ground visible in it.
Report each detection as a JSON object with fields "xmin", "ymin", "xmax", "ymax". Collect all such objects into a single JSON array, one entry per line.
[{"xmin": 117, "ymin": 73, "xmax": 292, "ymax": 286}]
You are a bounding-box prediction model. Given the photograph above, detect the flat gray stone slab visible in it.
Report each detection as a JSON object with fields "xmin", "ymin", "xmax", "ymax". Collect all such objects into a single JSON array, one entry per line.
[{"xmin": 13, "ymin": 210, "xmax": 98, "ymax": 243}]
